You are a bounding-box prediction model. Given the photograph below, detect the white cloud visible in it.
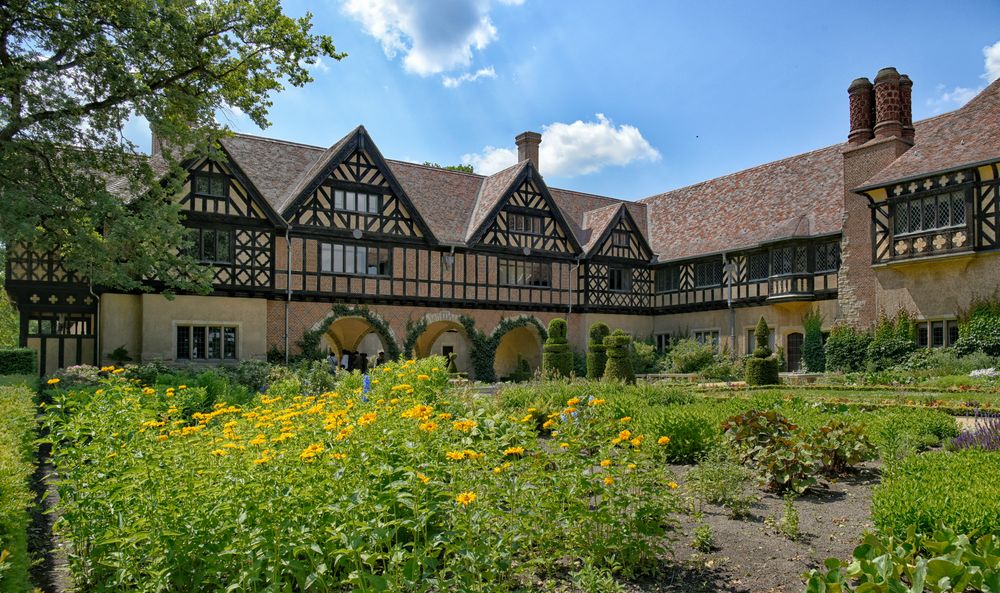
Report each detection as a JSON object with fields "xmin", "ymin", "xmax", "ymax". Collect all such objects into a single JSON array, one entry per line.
[
  {"xmin": 984, "ymin": 40, "xmax": 1000, "ymax": 83},
  {"xmin": 442, "ymin": 66, "xmax": 496, "ymax": 88},
  {"xmin": 343, "ymin": 0, "xmax": 518, "ymax": 76},
  {"xmin": 303, "ymin": 56, "xmax": 330, "ymax": 73},
  {"xmin": 462, "ymin": 114, "xmax": 661, "ymax": 177},
  {"xmin": 928, "ymin": 39, "xmax": 1000, "ymax": 112}
]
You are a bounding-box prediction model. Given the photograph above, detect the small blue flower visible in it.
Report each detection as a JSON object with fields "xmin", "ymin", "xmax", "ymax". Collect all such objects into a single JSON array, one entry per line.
[
  {"xmin": 560, "ymin": 413, "xmax": 567, "ymax": 423},
  {"xmin": 362, "ymin": 374, "xmax": 371, "ymax": 402}
]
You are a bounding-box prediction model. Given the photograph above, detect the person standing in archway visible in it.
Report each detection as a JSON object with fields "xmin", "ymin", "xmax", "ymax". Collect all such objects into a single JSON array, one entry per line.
[
  {"xmin": 327, "ymin": 351, "xmax": 338, "ymax": 375},
  {"xmin": 341, "ymin": 350, "xmax": 351, "ymax": 372},
  {"xmin": 359, "ymin": 352, "xmax": 369, "ymax": 374},
  {"xmin": 375, "ymin": 350, "xmax": 386, "ymax": 367}
]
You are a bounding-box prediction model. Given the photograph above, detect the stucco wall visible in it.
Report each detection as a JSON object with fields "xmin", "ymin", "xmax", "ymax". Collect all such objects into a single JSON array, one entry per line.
[
  {"xmin": 874, "ymin": 251, "xmax": 1000, "ymax": 319},
  {"xmin": 99, "ymin": 293, "xmax": 142, "ymax": 363},
  {"xmin": 137, "ymin": 294, "xmax": 268, "ymax": 362}
]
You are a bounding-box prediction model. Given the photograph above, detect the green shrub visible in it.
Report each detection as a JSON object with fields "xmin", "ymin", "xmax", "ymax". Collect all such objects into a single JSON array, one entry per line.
[
  {"xmin": 861, "ymin": 408, "xmax": 958, "ymax": 461},
  {"xmin": 604, "ymin": 330, "xmax": 635, "ymax": 384},
  {"xmin": 108, "ymin": 345, "xmax": 133, "ymax": 365},
  {"xmin": 0, "ymin": 385, "xmax": 37, "ymax": 592},
  {"xmin": 802, "ymin": 309, "xmax": 825, "ymax": 372},
  {"xmin": 223, "ymin": 359, "xmax": 273, "ymax": 392},
  {"xmin": 0, "ymin": 348, "xmax": 35, "ymax": 376},
  {"xmin": 955, "ymin": 297, "xmax": 1000, "ymax": 356},
  {"xmin": 49, "ymin": 364, "xmax": 103, "ymax": 388},
  {"xmin": 866, "ymin": 310, "xmax": 917, "ymax": 371},
  {"xmin": 807, "ymin": 419, "xmax": 874, "ymax": 476},
  {"xmin": 636, "ymin": 405, "xmax": 721, "ymax": 463},
  {"xmin": 685, "ymin": 448, "xmax": 756, "ymax": 518},
  {"xmin": 586, "ymin": 322, "xmax": 610, "ymax": 380},
  {"xmin": 872, "ymin": 449, "xmax": 1000, "ymax": 537},
  {"xmin": 542, "ymin": 318, "xmax": 574, "ymax": 378},
  {"xmin": 669, "ymin": 338, "xmax": 715, "ymax": 373},
  {"xmin": 745, "ymin": 317, "xmax": 779, "ymax": 386},
  {"xmin": 629, "ymin": 340, "xmax": 659, "ymax": 375},
  {"xmin": 508, "ymin": 357, "xmax": 532, "ymax": 382},
  {"xmin": 721, "ymin": 409, "xmax": 816, "ymax": 493},
  {"xmin": 824, "ymin": 324, "xmax": 872, "ymax": 373},
  {"xmin": 699, "ymin": 356, "xmax": 743, "ymax": 381}
]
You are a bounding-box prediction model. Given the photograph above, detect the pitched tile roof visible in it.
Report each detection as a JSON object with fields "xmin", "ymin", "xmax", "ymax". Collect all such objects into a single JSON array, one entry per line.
[
  {"xmin": 275, "ymin": 128, "xmax": 358, "ymax": 214},
  {"xmin": 549, "ymin": 187, "xmax": 649, "ymax": 248},
  {"xmin": 860, "ymin": 78, "xmax": 1000, "ymax": 189},
  {"xmin": 639, "ymin": 143, "xmax": 846, "ymax": 261},
  {"xmin": 580, "ymin": 202, "xmax": 624, "ymax": 255},
  {"xmin": 386, "ymin": 160, "xmax": 483, "ymax": 244},
  {"xmin": 220, "ymin": 134, "xmax": 324, "ymax": 212},
  {"xmin": 464, "ymin": 161, "xmax": 529, "ymax": 242}
]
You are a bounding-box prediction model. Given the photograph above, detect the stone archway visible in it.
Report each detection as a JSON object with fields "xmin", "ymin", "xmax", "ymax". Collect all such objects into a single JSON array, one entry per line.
[
  {"xmin": 321, "ymin": 316, "xmax": 386, "ymax": 363},
  {"xmin": 493, "ymin": 324, "xmax": 543, "ymax": 380},
  {"xmin": 407, "ymin": 312, "xmax": 475, "ymax": 377}
]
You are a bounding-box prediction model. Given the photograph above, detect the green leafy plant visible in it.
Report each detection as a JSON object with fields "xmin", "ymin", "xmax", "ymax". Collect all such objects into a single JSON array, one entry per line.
[
  {"xmin": 803, "ymin": 526, "xmax": 1000, "ymax": 593},
  {"xmin": 802, "ymin": 309, "xmax": 825, "ymax": 372},
  {"xmin": 866, "ymin": 309, "xmax": 918, "ymax": 372},
  {"xmin": 955, "ymin": 295, "xmax": 1000, "ymax": 356},
  {"xmin": 824, "ymin": 324, "xmax": 873, "ymax": 373},
  {"xmin": 685, "ymin": 448, "xmax": 757, "ymax": 518},
  {"xmin": 542, "ymin": 318, "xmax": 574, "ymax": 378},
  {"xmin": 0, "ymin": 385, "xmax": 36, "ymax": 592},
  {"xmin": 778, "ymin": 493, "xmax": 800, "ymax": 540},
  {"xmin": 721, "ymin": 409, "xmax": 817, "ymax": 494},
  {"xmin": 807, "ymin": 419, "xmax": 874, "ymax": 476},
  {"xmin": 629, "ymin": 340, "xmax": 660, "ymax": 375},
  {"xmin": 587, "ymin": 322, "xmax": 611, "ymax": 379},
  {"xmin": 0, "ymin": 348, "xmax": 35, "ymax": 376},
  {"xmin": 604, "ymin": 330, "xmax": 636, "ymax": 384},
  {"xmin": 746, "ymin": 317, "xmax": 780, "ymax": 386},
  {"xmin": 691, "ymin": 523, "xmax": 716, "ymax": 553},
  {"xmin": 572, "ymin": 559, "xmax": 625, "ymax": 593},
  {"xmin": 669, "ymin": 338, "xmax": 715, "ymax": 373},
  {"xmin": 108, "ymin": 345, "xmax": 133, "ymax": 365}
]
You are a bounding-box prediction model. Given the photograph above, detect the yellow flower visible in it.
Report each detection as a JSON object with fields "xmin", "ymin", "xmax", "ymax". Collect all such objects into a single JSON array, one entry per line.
[
  {"xmin": 588, "ymin": 398, "xmax": 605, "ymax": 406},
  {"xmin": 542, "ymin": 419, "xmax": 555, "ymax": 429},
  {"xmin": 178, "ymin": 385, "xmax": 187, "ymax": 390},
  {"xmin": 668, "ymin": 481, "xmax": 679, "ymax": 489},
  {"xmin": 566, "ymin": 397, "xmax": 581, "ymax": 406},
  {"xmin": 112, "ymin": 368, "xmax": 125, "ymax": 374},
  {"xmin": 455, "ymin": 491, "xmax": 477, "ymax": 506},
  {"xmin": 559, "ymin": 442, "xmax": 569, "ymax": 449},
  {"xmin": 418, "ymin": 421, "xmax": 438, "ymax": 432},
  {"xmin": 657, "ymin": 436, "xmax": 671, "ymax": 446},
  {"xmin": 100, "ymin": 365, "xmax": 115, "ymax": 372},
  {"xmin": 299, "ymin": 443, "xmax": 324, "ymax": 462},
  {"xmin": 520, "ymin": 414, "xmax": 533, "ymax": 423},
  {"xmin": 248, "ymin": 434, "xmax": 267, "ymax": 446},
  {"xmin": 492, "ymin": 466, "xmax": 504, "ymax": 474},
  {"xmin": 463, "ymin": 449, "xmax": 483, "ymax": 460},
  {"xmin": 619, "ymin": 416, "xmax": 632, "ymax": 423},
  {"xmin": 452, "ymin": 419, "xmax": 476, "ymax": 432},
  {"xmin": 503, "ymin": 446, "xmax": 525, "ymax": 457},
  {"xmin": 603, "ymin": 476, "xmax": 615, "ymax": 486},
  {"xmin": 431, "ymin": 367, "xmax": 439, "ymax": 372},
  {"xmin": 157, "ymin": 434, "xmax": 169, "ymax": 442},
  {"xmin": 210, "ymin": 449, "xmax": 227, "ymax": 456},
  {"xmin": 46, "ymin": 378, "xmax": 60, "ymax": 385},
  {"xmin": 358, "ymin": 412, "xmax": 377, "ymax": 426},
  {"xmin": 335, "ymin": 426, "xmax": 353, "ymax": 441},
  {"xmin": 142, "ymin": 387, "xmax": 155, "ymax": 395},
  {"xmin": 600, "ymin": 459, "xmax": 612, "ymax": 468},
  {"xmin": 417, "ymin": 374, "xmax": 431, "ymax": 381},
  {"xmin": 95, "ymin": 389, "xmax": 105, "ymax": 396},
  {"xmin": 416, "ymin": 472, "xmax": 430, "ymax": 484},
  {"xmin": 330, "ymin": 452, "xmax": 347, "ymax": 460},
  {"xmin": 437, "ymin": 412, "xmax": 453, "ymax": 420},
  {"xmin": 630, "ymin": 435, "xmax": 645, "ymax": 448},
  {"xmin": 446, "ymin": 451, "xmax": 466, "ymax": 461}
]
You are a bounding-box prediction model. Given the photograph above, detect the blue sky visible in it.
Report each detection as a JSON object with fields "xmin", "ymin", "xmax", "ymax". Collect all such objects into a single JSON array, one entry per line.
[{"xmin": 129, "ymin": 0, "xmax": 1000, "ymax": 201}]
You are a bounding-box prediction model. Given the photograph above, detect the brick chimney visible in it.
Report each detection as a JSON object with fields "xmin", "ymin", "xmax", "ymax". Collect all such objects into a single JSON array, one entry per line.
[
  {"xmin": 873, "ymin": 67, "xmax": 904, "ymax": 140},
  {"xmin": 515, "ymin": 131, "xmax": 541, "ymax": 169},
  {"xmin": 899, "ymin": 74, "xmax": 914, "ymax": 143},
  {"xmin": 847, "ymin": 77, "xmax": 875, "ymax": 146}
]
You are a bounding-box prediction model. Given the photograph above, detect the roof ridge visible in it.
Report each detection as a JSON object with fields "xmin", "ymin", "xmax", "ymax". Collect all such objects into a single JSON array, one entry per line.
[
  {"xmin": 228, "ymin": 131, "xmax": 326, "ymax": 152},
  {"xmin": 386, "ymin": 158, "xmax": 486, "ymax": 179}
]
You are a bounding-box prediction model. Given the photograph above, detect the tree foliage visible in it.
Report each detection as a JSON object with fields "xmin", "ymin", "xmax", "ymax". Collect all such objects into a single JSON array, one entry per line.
[
  {"xmin": 422, "ymin": 162, "xmax": 474, "ymax": 173},
  {"xmin": 802, "ymin": 309, "xmax": 825, "ymax": 372},
  {"xmin": 0, "ymin": 0, "xmax": 343, "ymax": 293}
]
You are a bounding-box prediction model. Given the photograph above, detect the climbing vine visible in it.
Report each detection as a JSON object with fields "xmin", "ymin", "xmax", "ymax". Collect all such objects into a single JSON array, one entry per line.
[
  {"xmin": 402, "ymin": 317, "xmax": 429, "ymax": 358},
  {"xmin": 298, "ymin": 304, "xmax": 401, "ymax": 361},
  {"xmin": 459, "ymin": 315, "xmax": 494, "ymax": 382}
]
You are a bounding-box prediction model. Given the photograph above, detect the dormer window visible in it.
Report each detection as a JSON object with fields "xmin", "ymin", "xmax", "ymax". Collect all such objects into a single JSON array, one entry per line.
[
  {"xmin": 612, "ymin": 230, "xmax": 630, "ymax": 247},
  {"xmin": 509, "ymin": 213, "xmax": 542, "ymax": 235},
  {"xmin": 333, "ymin": 190, "xmax": 382, "ymax": 215}
]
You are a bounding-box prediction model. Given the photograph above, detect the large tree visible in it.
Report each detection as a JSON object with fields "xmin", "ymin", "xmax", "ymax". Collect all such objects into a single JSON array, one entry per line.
[{"xmin": 0, "ymin": 0, "xmax": 343, "ymax": 293}]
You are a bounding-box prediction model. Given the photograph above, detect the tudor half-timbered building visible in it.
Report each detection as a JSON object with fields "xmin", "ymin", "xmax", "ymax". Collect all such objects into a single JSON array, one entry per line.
[{"xmin": 6, "ymin": 67, "xmax": 1000, "ymax": 376}]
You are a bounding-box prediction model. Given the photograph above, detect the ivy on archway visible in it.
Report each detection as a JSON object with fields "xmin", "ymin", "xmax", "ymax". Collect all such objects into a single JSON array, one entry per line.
[
  {"xmin": 298, "ymin": 304, "xmax": 401, "ymax": 361},
  {"xmin": 458, "ymin": 315, "xmax": 548, "ymax": 383},
  {"xmin": 402, "ymin": 317, "xmax": 429, "ymax": 358}
]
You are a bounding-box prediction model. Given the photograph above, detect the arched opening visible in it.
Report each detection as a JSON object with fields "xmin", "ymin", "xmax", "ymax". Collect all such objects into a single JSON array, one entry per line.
[
  {"xmin": 493, "ymin": 325, "xmax": 542, "ymax": 380},
  {"xmin": 324, "ymin": 317, "xmax": 386, "ymax": 368},
  {"xmin": 786, "ymin": 332, "xmax": 804, "ymax": 372},
  {"xmin": 413, "ymin": 320, "xmax": 473, "ymax": 376}
]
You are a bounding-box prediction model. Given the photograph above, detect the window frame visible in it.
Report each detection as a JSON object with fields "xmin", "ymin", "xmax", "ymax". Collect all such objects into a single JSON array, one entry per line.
[
  {"xmin": 611, "ymin": 230, "xmax": 630, "ymax": 248},
  {"xmin": 187, "ymin": 226, "xmax": 234, "ymax": 264},
  {"xmin": 608, "ymin": 266, "xmax": 632, "ymax": 292},
  {"xmin": 191, "ymin": 173, "xmax": 229, "ymax": 199},
  {"xmin": 319, "ymin": 242, "xmax": 392, "ymax": 277},
  {"xmin": 892, "ymin": 189, "xmax": 968, "ymax": 237},
  {"xmin": 654, "ymin": 266, "xmax": 679, "ymax": 293},
  {"xmin": 333, "ymin": 189, "xmax": 383, "ymax": 215},
  {"xmin": 176, "ymin": 323, "xmax": 239, "ymax": 361},
  {"xmin": 694, "ymin": 259, "xmax": 723, "ymax": 288},
  {"xmin": 508, "ymin": 212, "xmax": 544, "ymax": 236},
  {"xmin": 497, "ymin": 258, "xmax": 551, "ymax": 287}
]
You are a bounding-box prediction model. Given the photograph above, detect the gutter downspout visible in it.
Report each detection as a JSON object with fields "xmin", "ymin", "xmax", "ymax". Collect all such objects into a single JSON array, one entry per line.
[
  {"xmin": 568, "ymin": 256, "xmax": 583, "ymax": 315},
  {"xmin": 89, "ymin": 281, "xmax": 101, "ymax": 366},
  {"xmin": 284, "ymin": 228, "xmax": 291, "ymax": 364}
]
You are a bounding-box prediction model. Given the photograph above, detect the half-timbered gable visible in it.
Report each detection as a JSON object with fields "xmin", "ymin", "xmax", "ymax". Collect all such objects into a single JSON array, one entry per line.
[
  {"xmin": 280, "ymin": 127, "xmax": 435, "ymax": 244},
  {"xmin": 467, "ymin": 164, "xmax": 579, "ymax": 257},
  {"xmin": 181, "ymin": 158, "xmax": 276, "ymax": 221},
  {"xmin": 585, "ymin": 204, "xmax": 654, "ymax": 262}
]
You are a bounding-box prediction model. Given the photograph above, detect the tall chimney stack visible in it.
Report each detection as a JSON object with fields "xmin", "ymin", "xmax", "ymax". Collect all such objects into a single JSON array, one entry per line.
[
  {"xmin": 515, "ymin": 131, "xmax": 541, "ymax": 169},
  {"xmin": 899, "ymin": 74, "xmax": 914, "ymax": 143},
  {"xmin": 847, "ymin": 77, "xmax": 875, "ymax": 146},
  {"xmin": 873, "ymin": 67, "xmax": 904, "ymax": 140}
]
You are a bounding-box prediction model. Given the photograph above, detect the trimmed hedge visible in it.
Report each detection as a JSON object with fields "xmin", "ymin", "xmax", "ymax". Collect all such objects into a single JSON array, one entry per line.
[
  {"xmin": 0, "ymin": 385, "xmax": 37, "ymax": 592},
  {"xmin": 873, "ymin": 449, "xmax": 1000, "ymax": 537},
  {"xmin": 586, "ymin": 322, "xmax": 610, "ymax": 380},
  {"xmin": 825, "ymin": 324, "xmax": 872, "ymax": 373},
  {"xmin": 541, "ymin": 318, "xmax": 573, "ymax": 378},
  {"xmin": 745, "ymin": 317, "xmax": 779, "ymax": 386},
  {"xmin": 0, "ymin": 349, "xmax": 35, "ymax": 376},
  {"xmin": 604, "ymin": 329, "xmax": 635, "ymax": 384}
]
